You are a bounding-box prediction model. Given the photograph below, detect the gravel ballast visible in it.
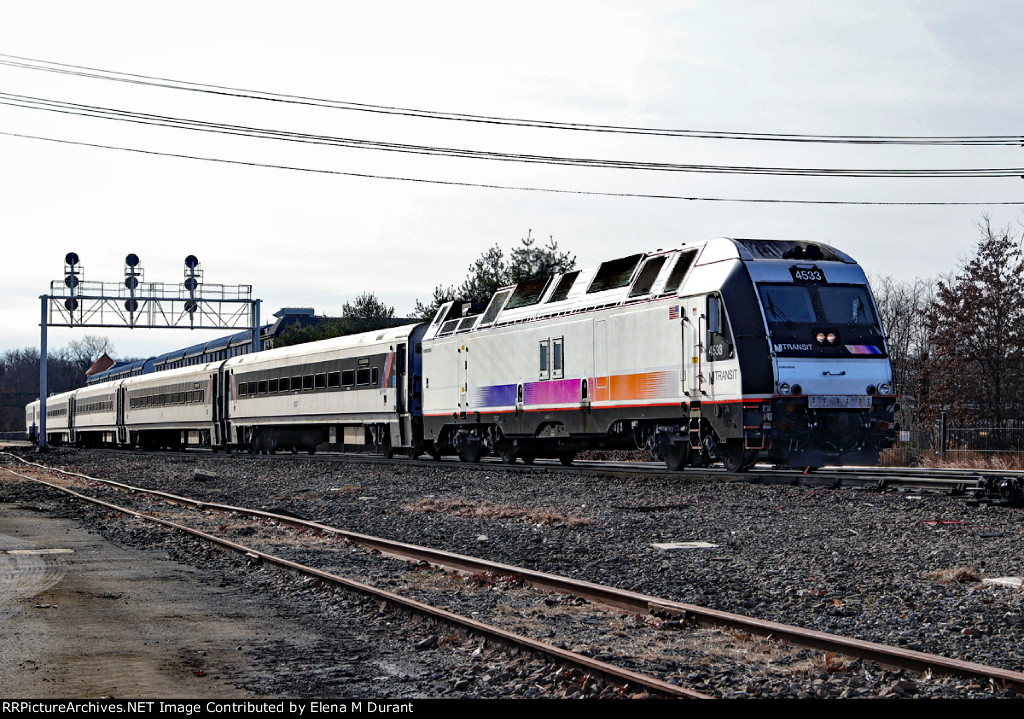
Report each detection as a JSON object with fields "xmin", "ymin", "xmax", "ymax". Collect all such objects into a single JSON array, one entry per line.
[{"xmin": 4, "ymin": 448, "xmax": 1023, "ymax": 699}]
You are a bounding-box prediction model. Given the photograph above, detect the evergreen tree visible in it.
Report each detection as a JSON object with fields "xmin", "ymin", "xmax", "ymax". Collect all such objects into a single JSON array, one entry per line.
[
  {"xmin": 414, "ymin": 231, "xmax": 575, "ymax": 319},
  {"xmin": 924, "ymin": 217, "xmax": 1024, "ymax": 425},
  {"xmin": 274, "ymin": 292, "xmax": 397, "ymax": 347}
]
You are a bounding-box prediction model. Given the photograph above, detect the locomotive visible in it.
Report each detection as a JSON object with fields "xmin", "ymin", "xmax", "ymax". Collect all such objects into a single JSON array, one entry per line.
[{"xmin": 28, "ymin": 237, "xmax": 897, "ymax": 471}]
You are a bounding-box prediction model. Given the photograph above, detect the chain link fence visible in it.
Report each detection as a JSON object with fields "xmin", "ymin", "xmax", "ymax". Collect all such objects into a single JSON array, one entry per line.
[{"xmin": 883, "ymin": 420, "xmax": 1024, "ymax": 468}]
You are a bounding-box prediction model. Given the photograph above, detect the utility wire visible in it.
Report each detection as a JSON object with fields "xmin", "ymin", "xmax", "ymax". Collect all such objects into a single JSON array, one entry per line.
[
  {"xmin": 3, "ymin": 129, "xmax": 1022, "ymax": 205},
  {"xmin": 4, "ymin": 92, "xmax": 1024, "ymax": 178},
  {"xmin": 1, "ymin": 52, "xmax": 1021, "ymax": 146}
]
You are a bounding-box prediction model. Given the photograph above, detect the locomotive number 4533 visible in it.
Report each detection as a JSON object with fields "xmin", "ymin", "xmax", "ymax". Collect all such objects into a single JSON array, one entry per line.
[{"xmin": 790, "ymin": 266, "xmax": 826, "ymax": 283}]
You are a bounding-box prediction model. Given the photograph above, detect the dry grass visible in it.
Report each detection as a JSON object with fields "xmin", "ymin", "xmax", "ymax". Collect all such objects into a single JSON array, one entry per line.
[
  {"xmin": 577, "ymin": 449, "xmax": 650, "ymax": 462},
  {"xmin": 920, "ymin": 452, "xmax": 1024, "ymax": 471},
  {"xmin": 881, "ymin": 447, "xmax": 1024, "ymax": 470},
  {"xmin": 403, "ymin": 497, "xmax": 594, "ymax": 526},
  {"xmin": 923, "ymin": 566, "xmax": 983, "ymax": 584}
]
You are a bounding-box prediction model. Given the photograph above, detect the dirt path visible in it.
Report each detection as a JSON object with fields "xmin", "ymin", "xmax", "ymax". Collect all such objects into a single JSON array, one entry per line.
[{"xmin": 0, "ymin": 502, "xmax": 271, "ymax": 698}]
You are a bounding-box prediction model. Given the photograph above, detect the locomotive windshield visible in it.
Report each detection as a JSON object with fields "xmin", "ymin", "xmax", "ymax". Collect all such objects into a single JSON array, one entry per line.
[
  {"xmin": 758, "ymin": 284, "xmax": 878, "ymax": 329},
  {"xmin": 760, "ymin": 285, "xmax": 816, "ymax": 324},
  {"xmin": 818, "ymin": 286, "xmax": 875, "ymax": 326}
]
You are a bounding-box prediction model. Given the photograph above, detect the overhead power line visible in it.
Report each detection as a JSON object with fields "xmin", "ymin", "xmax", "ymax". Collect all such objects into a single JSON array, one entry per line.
[
  {"xmin": 1, "ymin": 52, "xmax": 1022, "ymax": 147},
  {"xmin": 4, "ymin": 92, "xmax": 1024, "ymax": 178},
  {"xmin": 3, "ymin": 129, "xmax": 1023, "ymax": 206}
]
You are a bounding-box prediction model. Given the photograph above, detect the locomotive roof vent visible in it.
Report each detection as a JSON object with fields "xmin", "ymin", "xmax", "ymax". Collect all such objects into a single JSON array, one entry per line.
[{"xmin": 733, "ymin": 239, "xmax": 853, "ymax": 263}]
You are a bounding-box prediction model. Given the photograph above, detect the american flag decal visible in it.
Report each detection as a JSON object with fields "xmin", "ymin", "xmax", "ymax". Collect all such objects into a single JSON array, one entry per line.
[{"xmin": 668, "ymin": 305, "xmax": 680, "ymax": 320}]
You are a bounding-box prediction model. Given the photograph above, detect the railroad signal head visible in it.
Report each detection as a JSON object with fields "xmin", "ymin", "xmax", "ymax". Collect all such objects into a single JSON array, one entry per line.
[
  {"xmin": 64, "ymin": 298, "xmax": 78, "ymax": 312},
  {"xmin": 184, "ymin": 255, "xmax": 199, "ymax": 269},
  {"xmin": 64, "ymin": 252, "xmax": 83, "ymax": 289},
  {"xmin": 124, "ymin": 299, "xmax": 138, "ymax": 312},
  {"xmin": 185, "ymin": 299, "xmax": 198, "ymax": 313},
  {"xmin": 125, "ymin": 253, "xmax": 140, "ymax": 268},
  {"xmin": 125, "ymin": 276, "xmax": 139, "ymax": 290}
]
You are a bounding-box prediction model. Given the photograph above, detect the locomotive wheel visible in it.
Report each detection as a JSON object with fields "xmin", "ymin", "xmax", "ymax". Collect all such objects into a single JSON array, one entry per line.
[
  {"xmin": 662, "ymin": 441, "xmax": 690, "ymax": 472},
  {"xmin": 519, "ymin": 453, "xmax": 535, "ymax": 465},
  {"xmin": 407, "ymin": 443, "xmax": 421, "ymax": 460},
  {"xmin": 499, "ymin": 444, "xmax": 517, "ymax": 464},
  {"xmin": 559, "ymin": 452, "xmax": 576, "ymax": 467},
  {"xmin": 427, "ymin": 444, "xmax": 441, "ymax": 461},
  {"xmin": 721, "ymin": 442, "xmax": 755, "ymax": 473},
  {"xmin": 458, "ymin": 444, "xmax": 481, "ymax": 463},
  {"xmin": 380, "ymin": 433, "xmax": 393, "ymax": 460}
]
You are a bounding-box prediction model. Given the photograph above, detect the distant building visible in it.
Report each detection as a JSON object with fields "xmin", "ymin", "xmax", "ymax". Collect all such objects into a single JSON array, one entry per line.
[{"xmin": 84, "ymin": 353, "xmax": 116, "ymax": 378}]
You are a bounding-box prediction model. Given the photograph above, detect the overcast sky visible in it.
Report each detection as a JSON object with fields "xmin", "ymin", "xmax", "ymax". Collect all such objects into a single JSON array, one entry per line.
[{"xmin": 2, "ymin": 1, "xmax": 1022, "ymax": 360}]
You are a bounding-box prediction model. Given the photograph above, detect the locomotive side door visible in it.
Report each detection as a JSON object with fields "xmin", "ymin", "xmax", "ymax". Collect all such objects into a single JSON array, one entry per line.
[
  {"xmin": 681, "ymin": 297, "xmax": 703, "ymax": 399},
  {"xmin": 593, "ymin": 320, "xmax": 608, "ymax": 403},
  {"xmin": 456, "ymin": 342, "xmax": 468, "ymax": 413}
]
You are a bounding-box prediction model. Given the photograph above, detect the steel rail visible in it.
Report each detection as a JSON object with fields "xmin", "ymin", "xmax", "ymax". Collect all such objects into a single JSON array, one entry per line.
[
  {"xmin": 0, "ymin": 461, "xmax": 710, "ymax": 699},
  {"xmin": 6, "ymin": 452, "xmax": 1024, "ymax": 692},
  {"xmin": 29, "ymin": 445, "xmax": 1022, "ymax": 500}
]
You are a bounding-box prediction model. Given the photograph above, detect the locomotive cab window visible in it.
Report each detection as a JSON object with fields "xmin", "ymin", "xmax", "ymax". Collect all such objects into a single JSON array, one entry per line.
[
  {"xmin": 706, "ymin": 295, "xmax": 735, "ymax": 362},
  {"xmin": 539, "ymin": 340, "xmax": 550, "ymax": 380},
  {"xmin": 552, "ymin": 337, "xmax": 564, "ymax": 379}
]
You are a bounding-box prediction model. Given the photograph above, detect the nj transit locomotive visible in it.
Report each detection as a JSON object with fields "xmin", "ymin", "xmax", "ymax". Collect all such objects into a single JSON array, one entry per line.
[{"xmin": 27, "ymin": 238, "xmax": 897, "ymax": 471}]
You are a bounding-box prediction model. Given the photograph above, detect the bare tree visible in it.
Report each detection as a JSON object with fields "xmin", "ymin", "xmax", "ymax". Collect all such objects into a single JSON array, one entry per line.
[
  {"xmin": 65, "ymin": 335, "xmax": 116, "ymax": 372},
  {"xmin": 872, "ymin": 274, "xmax": 937, "ymax": 432}
]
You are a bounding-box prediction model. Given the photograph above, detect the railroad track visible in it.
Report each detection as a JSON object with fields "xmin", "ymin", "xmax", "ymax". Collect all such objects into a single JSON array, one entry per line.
[
  {"xmin": 28, "ymin": 442, "xmax": 1024, "ymax": 502},
  {"xmin": 5, "ymin": 451, "xmax": 1024, "ymax": 699}
]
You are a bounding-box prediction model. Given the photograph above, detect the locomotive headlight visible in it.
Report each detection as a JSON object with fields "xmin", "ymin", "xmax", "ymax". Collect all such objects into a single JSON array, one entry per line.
[
  {"xmin": 815, "ymin": 332, "xmax": 826, "ymax": 344},
  {"xmin": 826, "ymin": 332, "xmax": 837, "ymax": 345},
  {"xmin": 878, "ymin": 382, "xmax": 891, "ymax": 395},
  {"xmin": 779, "ymin": 383, "xmax": 791, "ymax": 395}
]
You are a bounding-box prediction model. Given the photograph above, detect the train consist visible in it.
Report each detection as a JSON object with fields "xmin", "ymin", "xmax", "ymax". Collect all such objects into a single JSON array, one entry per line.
[{"xmin": 27, "ymin": 237, "xmax": 897, "ymax": 471}]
